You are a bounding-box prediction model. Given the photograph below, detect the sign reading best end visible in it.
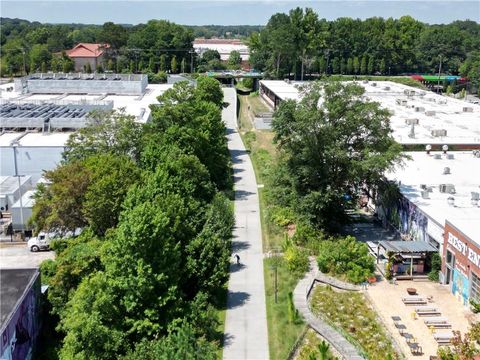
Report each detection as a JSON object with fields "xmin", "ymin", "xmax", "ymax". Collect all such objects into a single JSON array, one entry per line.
[{"xmin": 448, "ymin": 232, "xmax": 480, "ymax": 269}]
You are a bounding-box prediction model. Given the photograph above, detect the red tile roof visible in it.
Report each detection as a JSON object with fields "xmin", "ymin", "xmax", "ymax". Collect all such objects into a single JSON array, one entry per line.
[{"xmin": 66, "ymin": 43, "xmax": 110, "ymax": 58}]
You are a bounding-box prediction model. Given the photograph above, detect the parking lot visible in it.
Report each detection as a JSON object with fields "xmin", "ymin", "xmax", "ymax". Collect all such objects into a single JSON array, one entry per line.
[{"xmin": 0, "ymin": 242, "xmax": 55, "ymax": 269}]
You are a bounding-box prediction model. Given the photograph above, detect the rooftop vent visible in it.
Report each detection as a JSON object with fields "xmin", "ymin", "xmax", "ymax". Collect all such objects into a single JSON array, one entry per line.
[
  {"xmin": 472, "ymin": 192, "xmax": 480, "ymax": 201},
  {"xmin": 473, "ymin": 150, "xmax": 480, "ymax": 158},
  {"xmin": 421, "ymin": 190, "xmax": 430, "ymax": 199},
  {"xmin": 437, "ymin": 99, "xmax": 447, "ymax": 105},
  {"xmin": 443, "ymin": 167, "xmax": 450, "ymax": 175},
  {"xmin": 420, "ymin": 184, "xmax": 427, "ymax": 190},
  {"xmin": 383, "ymin": 86, "xmax": 390, "ymax": 91},
  {"xmin": 431, "ymin": 129, "xmax": 447, "ymax": 137},
  {"xmin": 415, "ymin": 106, "xmax": 425, "ymax": 112},
  {"xmin": 447, "ymin": 153, "xmax": 454, "ymax": 160},
  {"xmin": 405, "ymin": 118, "xmax": 419, "ymax": 125},
  {"xmin": 372, "ymin": 82, "xmax": 377, "ymax": 87},
  {"xmin": 425, "ymin": 110, "xmax": 436, "ymax": 116},
  {"xmin": 447, "ymin": 196, "xmax": 455, "ymax": 206},
  {"xmin": 363, "ymin": 80, "xmax": 369, "ymax": 84},
  {"xmin": 434, "ymin": 154, "xmax": 442, "ymax": 159},
  {"xmin": 463, "ymin": 107, "xmax": 473, "ymax": 112}
]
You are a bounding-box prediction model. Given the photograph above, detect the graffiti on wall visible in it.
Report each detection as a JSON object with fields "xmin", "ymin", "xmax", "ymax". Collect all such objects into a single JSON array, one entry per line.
[
  {"xmin": 0, "ymin": 279, "xmax": 39, "ymax": 360},
  {"xmin": 383, "ymin": 195, "xmax": 428, "ymax": 242},
  {"xmin": 452, "ymin": 268, "xmax": 470, "ymax": 306}
]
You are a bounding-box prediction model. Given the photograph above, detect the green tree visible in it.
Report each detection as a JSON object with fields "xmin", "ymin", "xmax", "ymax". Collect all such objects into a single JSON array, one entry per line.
[
  {"xmin": 29, "ymin": 44, "xmax": 51, "ymax": 72},
  {"xmin": 159, "ymin": 54, "xmax": 167, "ymax": 72},
  {"xmin": 98, "ymin": 22, "xmax": 128, "ymax": 49},
  {"xmin": 346, "ymin": 58, "xmax": 353, "ymax": 74},
  {"xmin": 367, "ymin": 55, "xmax": 375, "ymax": 74},
  {"xmin": 271, "ymin": 81, "xmax": 403, "ymax": 229},
  {"xmin": 360, "ymin": 55, "xmax": 367, "ymax": 74},
  {"xmin": 331, "ymin": 57, "xmax": 340, "ymax": 74},
  {"xmin": 228, "ymin": 50, "xmax": 242, "ymax": 68},
  {"xmin": 63, "ymin": 109, "xmax": 143, "ymax": 163},
  {"xmin": 171, "ymin": 55, "xmax": 178, "ymax": 73},
  {"xmin": 318, "ymin": 57, "xmax": 326, "ymax": 74},
  {"xmin": 83, "ymin": 154, "xmax": 140, "ymax": 236},
  {"xmin": 31, "ymin": 161, "xmax": 91, "ymax": 234},
  {"xmin": 379, "ymin": 58, "xmax": 386, "ymax": 74},
  {"xmin": 201, "ymin": 49, "xmax": 221, "ymax": 63},
  {"xmin": 181, "ymin": 58, "xmax": 186, "ymax": 73},
  {"xmin": 353, "ymin": 56, "xmax": 360, "ymax": 74},
  {"xmin": 195, "ymin": 76, "xmax": 224, "ymax": 108}
]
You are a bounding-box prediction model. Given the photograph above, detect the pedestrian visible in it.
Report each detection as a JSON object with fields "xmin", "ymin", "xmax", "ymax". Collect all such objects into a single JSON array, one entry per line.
[{"xmin": 234, "ymin": 254, "xmax": 240, "ymax": 265}]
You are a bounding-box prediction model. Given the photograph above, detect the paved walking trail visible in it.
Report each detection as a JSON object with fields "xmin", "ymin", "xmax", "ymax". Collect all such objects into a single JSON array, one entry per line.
[{"xmin": 222, "ymin": 88, "xmax": 269, "ymax": 360}]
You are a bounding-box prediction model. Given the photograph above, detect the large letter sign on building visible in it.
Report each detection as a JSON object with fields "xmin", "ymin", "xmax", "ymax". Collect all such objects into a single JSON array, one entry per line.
[{"xmin": 448, "ymin": 232, "xmax": 467, "ymax": 256}]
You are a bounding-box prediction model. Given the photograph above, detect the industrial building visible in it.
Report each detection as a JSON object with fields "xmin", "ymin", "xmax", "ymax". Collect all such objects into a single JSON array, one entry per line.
[
  {"xmin": 15, "ymin": 72, "xmax": 147, "ymax": 95},
  {"xmin": 11, "ymin": 190, "xmax": 35, "ymax": 231},
  {"xmin": 376, "ymin": 151, "xmax": 480, "ymax": 306},
  {"xmin": 193, "ymin": 38, "xmax": 249, "ymax": 61},
  {"xmin": 0, "ymin": 268, "xmax": 41, "ymax": 360},
  {"xmin": 0, "ymin": 176, "xmax": 33, "ymax": 212},
  {"xmin": 259, "ymin": 80, "xmax": 480, "ymax": 148}
]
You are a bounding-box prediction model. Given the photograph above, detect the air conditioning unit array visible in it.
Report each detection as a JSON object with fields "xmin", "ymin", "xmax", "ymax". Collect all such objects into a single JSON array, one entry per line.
[{"xmin": 431, "ymin": 129, "xmax": 447, "ymax": 137}]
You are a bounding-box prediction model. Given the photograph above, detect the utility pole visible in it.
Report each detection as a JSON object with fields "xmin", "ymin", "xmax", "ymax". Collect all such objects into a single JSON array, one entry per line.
[{"xmin": 22, "ymin": 49, "xmax": 27, "ymax": 75}]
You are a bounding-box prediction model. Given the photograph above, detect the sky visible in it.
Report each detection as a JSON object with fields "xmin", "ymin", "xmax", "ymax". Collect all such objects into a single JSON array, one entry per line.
[{"xmin": 1, "ymin": 0, "xmax": 479, "ymax": 25}]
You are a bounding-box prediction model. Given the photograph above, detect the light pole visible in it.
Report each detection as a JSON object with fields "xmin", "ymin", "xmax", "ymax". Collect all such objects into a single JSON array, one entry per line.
[{"xmin": 12, "ymin": 141, "xmax": 25, "ymax": 236}]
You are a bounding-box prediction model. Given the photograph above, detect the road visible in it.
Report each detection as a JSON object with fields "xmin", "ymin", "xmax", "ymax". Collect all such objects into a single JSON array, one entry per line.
[
  {"xmin": 222, "ymin": 87, "xmax": 269, "ymax": 360},
  {"xmin": 0, "ymin": 243, "xmax": 55, "ymax": 268}
]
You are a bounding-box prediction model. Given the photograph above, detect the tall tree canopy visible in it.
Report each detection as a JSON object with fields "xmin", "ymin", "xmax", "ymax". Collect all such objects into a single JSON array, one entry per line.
[{"xmin": 271, "ymin": 81, "xmax": 403, "ymax": 230}]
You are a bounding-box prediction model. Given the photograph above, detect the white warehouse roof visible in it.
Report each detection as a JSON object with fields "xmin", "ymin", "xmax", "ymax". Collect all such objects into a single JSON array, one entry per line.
[{"xmin": 385, "ymin": 151, "xmax": 480, "ymax": 246}]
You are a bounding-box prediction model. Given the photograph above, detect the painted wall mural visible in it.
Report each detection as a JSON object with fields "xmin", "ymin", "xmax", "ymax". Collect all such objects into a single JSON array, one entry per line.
[
  {"xmin": 0, "ymin": 277, "xmax": 40, "ymax": 360},
  {"xmin": 382, "ymin": 195, "xmax": 428, "ymax": 242}
]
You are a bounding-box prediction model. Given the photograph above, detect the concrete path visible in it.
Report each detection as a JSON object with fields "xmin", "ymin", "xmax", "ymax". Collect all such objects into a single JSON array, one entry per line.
[
  {"xmin": 293, "ymin": 258, "xmax": 365, "ymax": 360},
  {"xmin": 222, "ymin": 88, "xmax": 269, "ymax": 360}
]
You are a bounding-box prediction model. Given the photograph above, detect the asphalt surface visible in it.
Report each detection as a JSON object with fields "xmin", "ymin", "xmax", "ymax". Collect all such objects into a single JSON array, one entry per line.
[
  {"xmin": 222, "ymin": 88, "xmax": 269, "ymax": 360},
  {"xmin": 0, "ymin": 243, "xmax": 55, "ymax": 269}
]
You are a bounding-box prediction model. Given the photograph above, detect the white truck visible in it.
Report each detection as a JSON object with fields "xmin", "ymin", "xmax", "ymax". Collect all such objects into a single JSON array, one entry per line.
[{"xmin": 27, "ymin": 232, "xmax": 59, "ymax": 252}]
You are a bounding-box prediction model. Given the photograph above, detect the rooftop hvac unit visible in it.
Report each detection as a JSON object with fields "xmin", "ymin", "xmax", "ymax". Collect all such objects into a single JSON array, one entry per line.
[
  {"xmin": 372, "ymin": 82, "xmax": 377, "ymax": 87},
  {"xmin": 447, "ymin": 153, "xmax": 454, "ymax": 160},
  {"xmin": 383, "ymin": 86, "xmax": 390, "ymax": 91},
  {"xmin": 425, "ymin": 110, "xmax": 436, "ymax": 116},
  {"xmin": 463, "ymin": 107, "xmax": 473, "ymax": 112},
  {"xmin": 473, "ymin": 150, "xmax": 480, "ymax": 158},
  {"xmin": 437, "ymin": 99, "xmax": 447, "ymax": 105},
  {"xmin": 405, "ymin": 118, "xmax": 419, "ymax": 125},
  {"xmin": 420, "ymin": 184, "xmax": 427, "ymax": 190},
  {"xmin": 439, "ymin": 184, "xmax": 456, "ymax": 194},
  {"xmin": 431, "ymin": 129, "xmax": 447, "ymax": 137},
  {"xmin": 472, "ymin": 192, "xmax": 480, "ymax": 201},
  {"xmin": 434, "ymin": 154, "xmax": 442, "ymax": 159},
  {"xmin": 415, "ymin": 106, "xmax": 425, "ymax": 112},
  {"xmin": 363, "ymin": 80, "xmax": 369, "ymax": 84},
  {"xmin": 421, "ymin": 190, "xmax": 430, "ymax": 199},
  {"xmin": 443, "ymin": 167, "xmax": 451, "ymax": 175}
]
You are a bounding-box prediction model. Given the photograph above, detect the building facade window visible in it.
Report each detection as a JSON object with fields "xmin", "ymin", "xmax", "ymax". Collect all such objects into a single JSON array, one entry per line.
[{"xmin": 471, "ymin": 272, "xmax": 480, "ymax": 303}]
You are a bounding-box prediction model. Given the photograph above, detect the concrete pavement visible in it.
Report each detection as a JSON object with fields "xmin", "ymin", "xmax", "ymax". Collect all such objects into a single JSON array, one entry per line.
[{"xmin": 222, "ymin": 88, "xmax": 269, "ymax": 360}]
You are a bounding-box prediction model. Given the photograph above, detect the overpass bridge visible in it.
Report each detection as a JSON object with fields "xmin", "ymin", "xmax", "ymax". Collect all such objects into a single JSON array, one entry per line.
[{"xmin": 206, "ymin": 70, "xmax": 264, "ymax": 90}]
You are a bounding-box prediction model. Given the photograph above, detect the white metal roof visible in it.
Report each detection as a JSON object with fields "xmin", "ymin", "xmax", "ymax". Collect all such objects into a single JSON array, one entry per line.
[
  {"xmin": 0, "ymin": 175, "xmax": 32, "ymax": 195},
  {"xmin": 11, "ymin": 190, "xmax": 35, "ymax": 208},
  {"xmin": 386, "ymin": 151, "xmax": 480, "ymax": 246},
  {"xmin": 259, "ymin": 80, "xmax": 480, "ymax": 146}
]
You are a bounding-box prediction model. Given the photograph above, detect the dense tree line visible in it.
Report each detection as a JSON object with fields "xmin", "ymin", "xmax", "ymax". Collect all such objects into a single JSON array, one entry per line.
[
  {"xmin": 0, "ymin": 18, "xmax": 195, "ymax": 75},
  {"xmin": 35, "ymin": 77, "xmax": 233, "ymax": 359},
  {"xmin": 249, "ymin": 8, "xmax": 480, "ymax": 85}
]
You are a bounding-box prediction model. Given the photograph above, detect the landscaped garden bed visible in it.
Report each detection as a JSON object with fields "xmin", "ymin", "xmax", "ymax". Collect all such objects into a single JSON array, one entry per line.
[{"xmin": 310, "ymin": 285, "xmax": 399, "ymax": 360}]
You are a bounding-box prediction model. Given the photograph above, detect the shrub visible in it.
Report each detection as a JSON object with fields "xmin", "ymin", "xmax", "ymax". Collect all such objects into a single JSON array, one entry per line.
[
  {"xmin": 316, "ymin": 236, "xmax": 374, "ymax": 284},
  {"xmin": 292, "ymin": 221, "xmax": 324, "ymax": 247},
  {"xmin": 243, "ymin": 131, "xmax": 256, "ymax": 150},
  {"xmin": 428, "ymin": 252, "xmax": 441, "ymax": 282},
  {"xmin": 284, "ymin": 246, "xmax": 309, "ymax": 274},
  {"xmin": 269, "ymin": 206, "xmax": 295, "ymax": 228}
]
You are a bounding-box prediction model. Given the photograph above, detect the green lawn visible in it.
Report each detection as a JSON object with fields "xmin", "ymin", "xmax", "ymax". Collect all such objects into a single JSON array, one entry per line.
[
  {"xmin": 310, "ymin": 286, "xmax": 399, "ymax": 360},
  {"xmin": 264, "ymin": 257, "xmax": 306, "ymax": 360}
]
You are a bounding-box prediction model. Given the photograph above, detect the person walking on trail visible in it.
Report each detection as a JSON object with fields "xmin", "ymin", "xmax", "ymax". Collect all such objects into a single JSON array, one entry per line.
[{"xmin": 234, "ymin": 254, "xmax": 240, "ymax": 265}]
